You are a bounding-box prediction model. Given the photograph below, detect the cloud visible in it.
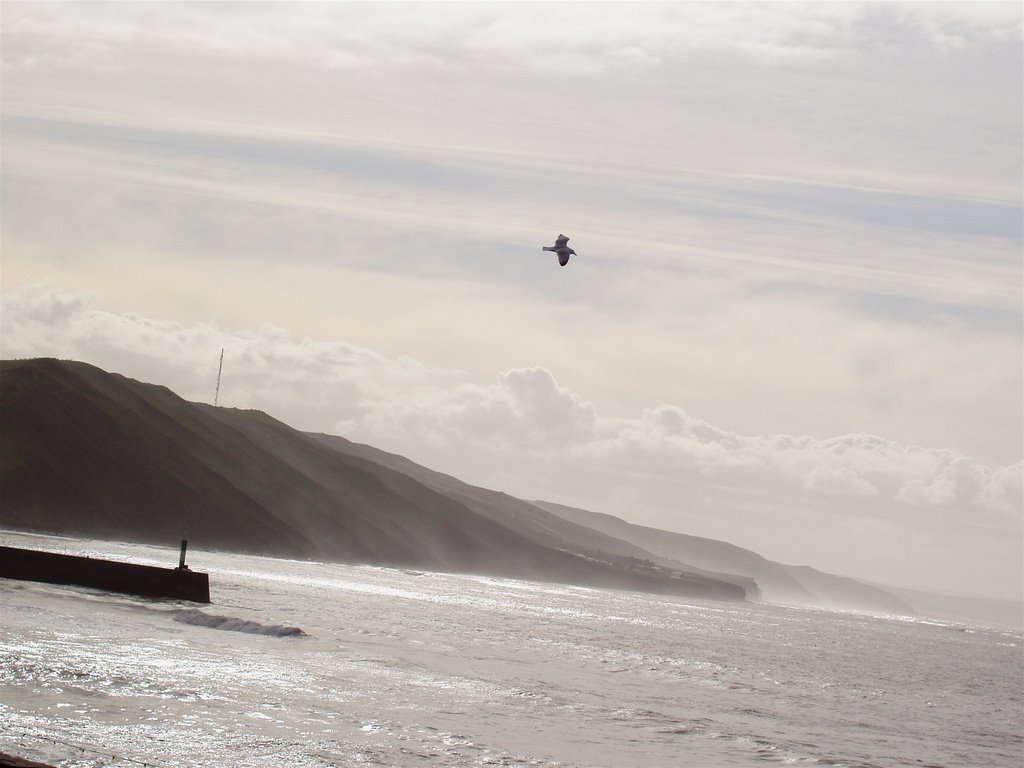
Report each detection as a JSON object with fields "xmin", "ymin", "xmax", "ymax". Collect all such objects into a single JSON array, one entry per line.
[
  {"xmin": 3, "ymin": 284, "xmax": 1020, "ymax": 597},
  {"xmin": 4, "ymin": 284, "xmax": 1018, "ymax": 527},
  {"xmin": 5, "ymin": 2, "xmax": 1020, "ymax": 214},
  {"xmin": 802, "ymin": 465, "xmax": 878, "ymax": 497},
  {"xmin": 0, "ymin": 283, "xmax": 441, "ymax": 435},
  {"xmin": 4, "ymin": 109, "xmax": 1019, "ymax": 309},
  {"xmin": 359, "ymin": 366, "xmax": 597, "ymax": 451},
  {"xmin": 4, "ymin": 2, "xmax": 1018, "ymax": 74}
]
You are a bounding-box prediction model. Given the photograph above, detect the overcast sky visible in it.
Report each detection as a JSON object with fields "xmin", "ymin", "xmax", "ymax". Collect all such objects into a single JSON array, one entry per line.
[{"xmin": 2, "ymin": 1, "xmax": 1021, "ymax": 601}]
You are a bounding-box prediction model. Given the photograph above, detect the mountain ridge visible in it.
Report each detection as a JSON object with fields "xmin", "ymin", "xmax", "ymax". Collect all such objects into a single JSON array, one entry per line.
[
  {"xmin": 307, "ymin": 432, "xmax": 762, "ymax": 599},
  {"xmin": 0, "ymin": 358, "xmax": 744, "ymax": 600},
  {"xmin": 0, "ymin": 358, "xmax": 933, "ymax": 618}
]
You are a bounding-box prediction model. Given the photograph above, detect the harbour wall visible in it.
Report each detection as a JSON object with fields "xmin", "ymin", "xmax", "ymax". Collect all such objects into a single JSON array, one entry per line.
[{"xmin": 0, "ymin": 546, "xmax": 210, "ymax": 603}]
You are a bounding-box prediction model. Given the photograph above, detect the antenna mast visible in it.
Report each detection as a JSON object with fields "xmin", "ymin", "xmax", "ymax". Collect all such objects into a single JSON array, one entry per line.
[{"xmin": 214, "ymin": 348, "xmax": 224, "ymax": 406}]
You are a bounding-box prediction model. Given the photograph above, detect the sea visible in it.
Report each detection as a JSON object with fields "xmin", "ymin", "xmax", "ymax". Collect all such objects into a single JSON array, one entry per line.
[{"xmin": 1, "ymin": 531, "xmax": 1021, "ymax": 768}]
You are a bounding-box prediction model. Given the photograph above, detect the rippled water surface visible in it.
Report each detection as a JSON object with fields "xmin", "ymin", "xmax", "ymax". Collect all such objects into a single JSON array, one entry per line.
[{"xmin": 1, "ymin": 532, "xmax": 1021, "ymax": 767}]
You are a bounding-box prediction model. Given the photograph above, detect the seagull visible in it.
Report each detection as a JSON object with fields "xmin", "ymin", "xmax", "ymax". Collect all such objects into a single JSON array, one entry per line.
[{"xmin": 542, "ymin": 234, "xmax": 576, "ymax": 267}]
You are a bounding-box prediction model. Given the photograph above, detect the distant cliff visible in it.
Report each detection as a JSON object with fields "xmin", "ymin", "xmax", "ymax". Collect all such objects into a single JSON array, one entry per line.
[
  {"xmin": 0, "ymin": 358, "xmax": 745, "ymax": 601},
  {"xmin": 533, "ymin": 501, "xmax": 916, "ymax": 616}
]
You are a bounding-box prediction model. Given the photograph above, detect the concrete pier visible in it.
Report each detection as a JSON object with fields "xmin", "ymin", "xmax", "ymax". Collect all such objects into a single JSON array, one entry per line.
[{"xmin": 0, "ymin": 546, "xmax": 210, "ymax": 603}]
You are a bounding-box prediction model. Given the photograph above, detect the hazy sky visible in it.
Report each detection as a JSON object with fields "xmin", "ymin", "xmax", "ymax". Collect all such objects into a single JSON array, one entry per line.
[{"xmin": 2, "ymin": 1, "xmax": 1021, "ymax": 600}]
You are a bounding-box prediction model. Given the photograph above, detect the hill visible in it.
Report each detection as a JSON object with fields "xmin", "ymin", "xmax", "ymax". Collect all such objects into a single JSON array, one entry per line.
[
  {"xmin": 308, "ymin": 432, "xmax": 760, "ymax": 599},
  {"xmin": 533, "ymin": 500, "xmax": 813, "ymax": 604},
  {"xmin": 533, "ymin": 501, "xmax": 916, "ymax": 616},
  {"xmin": 0, "ymin": 358, "xmax": 744, "ymax": 601},
  {"xmin": 0, "ymin": 358, "xmax": 933, "ymax": 617}
]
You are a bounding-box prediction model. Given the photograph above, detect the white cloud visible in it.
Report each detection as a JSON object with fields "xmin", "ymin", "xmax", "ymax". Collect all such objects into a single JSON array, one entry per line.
[
  {"xmin": 2, "ymin": 284, "xmax": 1020, "ymax": 597},
  {"xmin": 4, "ymin": 283, "xmax": 1018, "ymax": 524},
  {"xmin": 802, "ymin": 465, "xmax": 879, "ymax": 497},
  {"xmin": 0, "ymin": 283, "xmax": 441, "ymax": 434},
  {"xmin": 5, "ymin": 1, "xmax": 1020, "ymax": 207},
  {"xmin": 356, "ymin": 366, "xmax": 597, "ymax": 451},
  {"xmin": 4, "ymin": 2, "xmax": 1019, "ymax": 75}
]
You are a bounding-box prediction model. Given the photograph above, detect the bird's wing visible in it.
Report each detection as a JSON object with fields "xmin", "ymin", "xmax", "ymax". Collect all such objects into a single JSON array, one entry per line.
[{"xmin": 555, "ymin": 234, "xmax": 569, "ymax": 247}]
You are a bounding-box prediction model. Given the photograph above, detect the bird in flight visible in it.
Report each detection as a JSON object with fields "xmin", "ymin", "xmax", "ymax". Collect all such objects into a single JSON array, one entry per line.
[{"xmin": 542, "ymin": 234, "xmax": 576, "ymax": 267}]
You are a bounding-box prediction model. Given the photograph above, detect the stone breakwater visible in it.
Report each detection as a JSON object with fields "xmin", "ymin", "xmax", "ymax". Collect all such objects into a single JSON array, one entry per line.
[{"xmin": 0, "ymin": 546, "xmax": 210, "ymax": 603}]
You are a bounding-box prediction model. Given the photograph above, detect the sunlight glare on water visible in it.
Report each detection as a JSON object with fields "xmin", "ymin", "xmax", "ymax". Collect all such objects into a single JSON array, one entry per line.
[{"xmin": 1, "ymin": 532, "xmax": 1021, "ymax": 767}]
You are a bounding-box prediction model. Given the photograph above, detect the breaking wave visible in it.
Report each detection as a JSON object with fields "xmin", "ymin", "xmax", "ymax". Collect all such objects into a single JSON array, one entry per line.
[{"xmin": 173, "ymin": 608, "xmax": 306, "ymax": 637}]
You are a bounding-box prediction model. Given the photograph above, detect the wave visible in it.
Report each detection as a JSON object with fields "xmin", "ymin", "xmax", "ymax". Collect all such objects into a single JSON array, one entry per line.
[{"xmin": 173, "ymin": 608, "xmax": 306, "ymax": 637}]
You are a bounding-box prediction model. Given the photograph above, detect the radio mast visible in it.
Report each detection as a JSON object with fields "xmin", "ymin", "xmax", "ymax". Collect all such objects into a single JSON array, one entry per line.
[{"xmin": 214, "ymin": 348, "xmax": 224, "ymax": 406}]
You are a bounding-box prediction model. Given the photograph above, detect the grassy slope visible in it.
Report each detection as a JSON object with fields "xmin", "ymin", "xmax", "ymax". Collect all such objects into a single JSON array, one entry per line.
[
  {"xmin": 310, "ymin": 432, "xmax": 758, "ymax": 598},
  {"xmin": 0, "ymin": 358, "xmax": 744, "ymax": 600}
]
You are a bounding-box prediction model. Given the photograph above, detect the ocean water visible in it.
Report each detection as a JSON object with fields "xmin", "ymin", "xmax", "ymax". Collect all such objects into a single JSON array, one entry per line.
[{"xmin": 1, "ymin": 532, "xmax": 1021, "ymax": 768}]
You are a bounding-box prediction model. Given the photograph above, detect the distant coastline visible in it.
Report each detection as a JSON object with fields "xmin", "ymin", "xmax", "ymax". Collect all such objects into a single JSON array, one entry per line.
[{"xmin": 2, "ymin": 357, "xmax": 1019, "ymax": 628}]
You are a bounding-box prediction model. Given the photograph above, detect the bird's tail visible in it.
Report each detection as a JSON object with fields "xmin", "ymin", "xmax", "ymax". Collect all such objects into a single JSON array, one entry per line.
[{"xmin": 542, "ymin": 246, "xmax": 555, "ymax": 252}]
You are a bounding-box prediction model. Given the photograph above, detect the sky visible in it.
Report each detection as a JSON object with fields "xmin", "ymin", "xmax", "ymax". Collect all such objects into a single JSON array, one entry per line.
[{"xmin": 1, "ymin": 1, "xmax": 1021, "ymax": 601}]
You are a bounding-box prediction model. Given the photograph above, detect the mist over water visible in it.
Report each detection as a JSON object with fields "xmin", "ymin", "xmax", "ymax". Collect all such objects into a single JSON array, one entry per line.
[{"xmin": 1, "ymin": 532, "xmax": 1021, "ymax": 768}]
